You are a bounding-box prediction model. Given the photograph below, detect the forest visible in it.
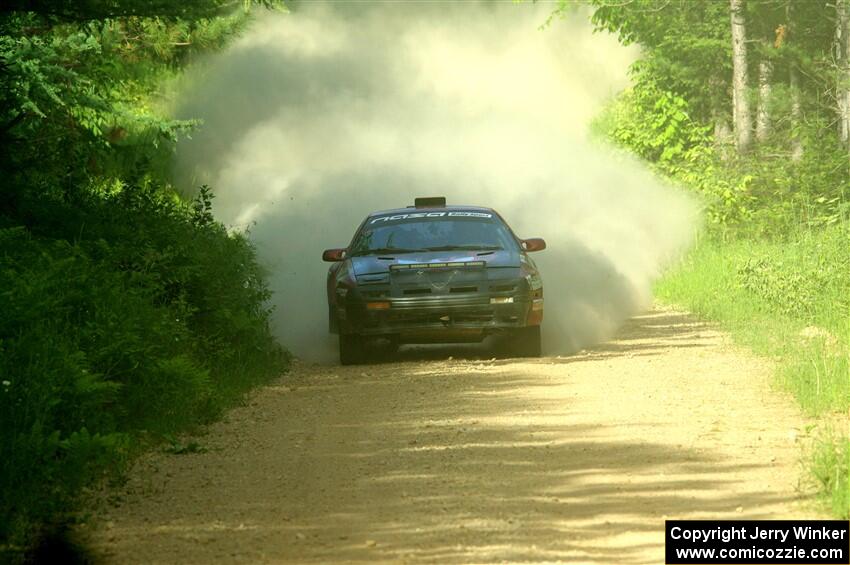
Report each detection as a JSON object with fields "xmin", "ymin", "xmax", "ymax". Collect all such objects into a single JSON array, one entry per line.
[
  {"xmin": 0, "ymin": 0, "xmax": 289, "ymax": 557},
  {"xmin": 0, "ymin": 0, "xmax": 848, "ymax": 560},
  {"xmin": 582, "ymin": 0, "xmax": 849, "ymax": 517}
]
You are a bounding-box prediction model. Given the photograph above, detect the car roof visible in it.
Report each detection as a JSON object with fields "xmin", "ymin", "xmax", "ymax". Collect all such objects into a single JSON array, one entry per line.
[{"xmin": 367, "ymin": 205, "xmax": 497, "ymax": 217}]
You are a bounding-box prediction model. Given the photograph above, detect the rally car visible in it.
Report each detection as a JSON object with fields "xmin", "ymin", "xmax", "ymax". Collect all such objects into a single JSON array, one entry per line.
[{"xmin": 322, "ymin": 197, "xmax": 545, "ymax": 365}]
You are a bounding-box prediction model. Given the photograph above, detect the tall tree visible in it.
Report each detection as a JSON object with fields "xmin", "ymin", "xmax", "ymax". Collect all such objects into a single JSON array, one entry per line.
[
  {"xmin": 730, "ymin": 0, "xmax": 753, "ymax": 153},
  {"xmin": 710, "ymin": 72, "xmax": 734, "ymax": 156},
  {"xmin": 789, "ymin": 64, "xmax": 803, "ymax": 161},
  {"xmin": 837, "ymin": 0, "xmax": 850, "ymax": 150},
  {"xmin": 755, "ymin": 41, "xmax": 773, "ymax": 142}
]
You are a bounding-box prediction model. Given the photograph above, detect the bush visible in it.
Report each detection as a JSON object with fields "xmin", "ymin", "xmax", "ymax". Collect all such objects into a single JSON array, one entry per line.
[
  {"xmin": 593, "ymin": 83, "xmax": 850, "ymax": 237},
  {"xmin": 0, "ymin": 4, "xmax": 289, "ymax": 556},
  {"xmin": 736, "ymin": 224, "xmax": 850, "ymax": 325},
  {"xmin": 0, "ymin": 186, "xmax": 288, "ymax": 551},
  {"xmin": 810, "ymin": 434, "xmax": 850, "ymax": 519}
]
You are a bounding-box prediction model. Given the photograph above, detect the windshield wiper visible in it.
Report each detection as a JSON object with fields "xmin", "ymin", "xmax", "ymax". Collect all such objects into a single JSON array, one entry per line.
[
  {"xmin": 423, "ymin": 245, "xmax": 503, "ymax": 252},
  {"xmin": 350, "ymin": 247, "xmax": 425, "ymax": 257}
]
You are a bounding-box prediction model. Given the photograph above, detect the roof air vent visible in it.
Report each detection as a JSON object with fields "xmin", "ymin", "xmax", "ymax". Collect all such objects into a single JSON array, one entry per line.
[{"xmin": 414, "ymin": 196, "xmax": 446, "ymax": 208}]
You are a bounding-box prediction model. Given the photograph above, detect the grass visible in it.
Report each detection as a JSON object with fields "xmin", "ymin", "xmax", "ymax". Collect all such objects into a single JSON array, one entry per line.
[
  {"xmin": 810, "ymin": 430, "xmax": 850, "ymax": 517},
  {"xmin": 655, "ymin": 226, "xmax": 850, "ymax": 517}
]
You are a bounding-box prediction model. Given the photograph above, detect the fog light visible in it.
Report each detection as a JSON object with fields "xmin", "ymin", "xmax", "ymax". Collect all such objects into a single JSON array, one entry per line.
[
  {"xmin": 490, "ymin": 296, "xmax": 514, "ymax": 304},
  {"xmin": 366, "ymin": 301, "xmax": 391, "ymax": 310}
]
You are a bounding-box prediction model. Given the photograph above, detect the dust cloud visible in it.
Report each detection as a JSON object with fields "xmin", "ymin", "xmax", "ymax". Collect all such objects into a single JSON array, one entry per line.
[{"xmin": 174, "ymin": 2, "xmax": 699, "ymax": 360}]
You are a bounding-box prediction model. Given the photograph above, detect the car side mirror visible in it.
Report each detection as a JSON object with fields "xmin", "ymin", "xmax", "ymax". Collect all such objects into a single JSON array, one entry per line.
[
  {"xmin": 521, "ymin": 238, "xmax": 546, "ymax": 252},
  {"xmin": 322, "ymin": 248, "xmax": 346, "ymax": 262}
]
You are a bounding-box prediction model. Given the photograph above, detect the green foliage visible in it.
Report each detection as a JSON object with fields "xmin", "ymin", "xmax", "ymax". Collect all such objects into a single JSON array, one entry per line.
[
  {"xmin": 810, "ymin": 433, "xmax": 850, "ymax": 519},
  {"xmin": 162, "ymin": 434, "xmax": 207, "ymax": 455},
  {"xmin": 0, "ymin": 0, "xmax": 284, "ymax": 23},
  {"xmin": 584, "ymin": 0, "xmax": 838, "ymax": 131},
  {"xmin": 583, "ymin": 0, "xmax": 850, "ymax": 522},
  {"xmin": 0, "ymin": 188, "xmax": 288, "ymax": 550},
  {"xmin": 587, "ymin": 0, "xmax": 731, "ymax": 124},
  {"xmin": 0, "ymin": 2, "xmax": 289, "ymax": 556},
  {"xmin": 585, "ymin": 0, "xmax": 850, "ymax": 235},
  {"xmin": 593, "ymin": 82, "xmax": 758, "ymax": 228},
  {"xmin": 0, "ymin": 12, "xmax": 258, "ymax": 201},
  {"xmin": 594, "ymin": 81, "xmax": 850, "ymax": 234},
  {"xmin": 737, "ymin": 225, "xmax": 850, "ymax": 319},
  {"xmin": 600, "ymin": 82, "xmax": 709, "ymax": 163}
]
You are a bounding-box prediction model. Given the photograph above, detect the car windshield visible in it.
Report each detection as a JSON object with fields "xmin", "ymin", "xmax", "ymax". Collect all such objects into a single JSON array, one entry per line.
[{"xmin": 349, "ymin": 213, "xmax": 518, "ymax": 256}]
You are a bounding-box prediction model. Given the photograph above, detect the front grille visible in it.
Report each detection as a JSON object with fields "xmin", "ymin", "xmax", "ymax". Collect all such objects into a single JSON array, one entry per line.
[
  {"xmin": 403, "ymin": 288, "xmax": 431, "ymax": 295},
  {"xmin": 452, "ymin": 313, "xmax": 494, "ymax": 323},
  {"xmin": 449, "ymin": 286, "xmax": 478, "ymax": 293},
  {"xmin": 390, "ymin": 295, "xmax": 490, "ymax": 310}
]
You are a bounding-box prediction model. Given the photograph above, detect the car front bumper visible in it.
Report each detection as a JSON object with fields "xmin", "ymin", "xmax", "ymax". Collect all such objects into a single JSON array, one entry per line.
[{"xmin": 335, "ymin": 293, "xmax": 543, "ymax": 342}]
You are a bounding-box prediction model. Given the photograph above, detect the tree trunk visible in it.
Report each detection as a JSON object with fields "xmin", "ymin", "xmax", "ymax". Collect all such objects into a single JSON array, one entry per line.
[
  {"xmin": 730, "ymin": 0, "xmax": 753, "ymax": 153},
  {"xmin": 710, "ymin": 73, "xmax": 733, "ymax": 159},
  {"xmin": 755, "ymin": 46, "xmax": 772, "ymax": 142},
  {"xmin": 790, "ymin": 65, "xmax": 803, "ymax": 161},
  {"xmin": 837, "ymin": 0, "xmax": 850, "ymax": 148}
]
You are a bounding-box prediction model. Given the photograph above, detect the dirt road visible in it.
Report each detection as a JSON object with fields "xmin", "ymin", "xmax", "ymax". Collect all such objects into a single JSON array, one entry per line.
[{"xmin": 84, "ymin": 308, "xmax": 821, "ymax": 564}]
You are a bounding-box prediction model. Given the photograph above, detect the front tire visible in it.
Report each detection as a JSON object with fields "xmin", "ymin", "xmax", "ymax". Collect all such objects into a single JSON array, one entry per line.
[
  {"xmin": 385, "ymin": 335, "xmax": 400, "ymax": 354},
  {"xmin": 339, "ymin": 333, "xmax": 365, "ymax": 365},
  {"xmin": 512, "ymin": 325, "xmax": 542, "ymax": 358}
]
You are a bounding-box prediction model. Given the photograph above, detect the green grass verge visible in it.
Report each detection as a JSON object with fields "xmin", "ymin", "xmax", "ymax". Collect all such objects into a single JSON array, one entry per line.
[{"xmin": 655, "ymin": 227, "xmax": 849, "ymax": 517}]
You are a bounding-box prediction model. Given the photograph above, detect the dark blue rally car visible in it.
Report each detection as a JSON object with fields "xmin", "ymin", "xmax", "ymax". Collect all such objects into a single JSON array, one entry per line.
[{"xmin": 322, "ymin": 197, "xmax": 545, "ymax": 364}]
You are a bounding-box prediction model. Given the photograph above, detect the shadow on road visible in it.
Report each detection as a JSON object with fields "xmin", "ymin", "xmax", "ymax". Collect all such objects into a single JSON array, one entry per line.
[
  {"xmin": 365, "ymin": 309, "xmax": 713, "ymax": 366},
  {"xmin": 279, "ymin": 377, "xmax": 787, "ymax": 563},
  {"xmin": 86, "ymin": 309, "xmax": 808, "ymax": 565}
]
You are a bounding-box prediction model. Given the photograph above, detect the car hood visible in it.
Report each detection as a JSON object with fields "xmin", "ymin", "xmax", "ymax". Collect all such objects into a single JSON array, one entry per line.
[{"xmin": 351, "ymin": 249, "xmax": 520, "ymax": 276}]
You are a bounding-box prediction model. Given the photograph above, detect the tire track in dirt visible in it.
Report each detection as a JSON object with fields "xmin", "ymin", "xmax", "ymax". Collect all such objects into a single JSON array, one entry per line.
[{"xmin": 82, "ymin": 308, "xmax": 821, "ymax": 564}]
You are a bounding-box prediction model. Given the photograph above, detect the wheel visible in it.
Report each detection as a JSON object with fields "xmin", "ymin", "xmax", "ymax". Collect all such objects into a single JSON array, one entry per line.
[
  {"xmin": 386, "ymin": 335, "xmax": 400, "ymax": 354},
  {"xmin": 371, "ymin": 335, "xmax": 400, "ymax": 361},
  {"xmin": 512, "ymin": 325, "xmax": 542, "ymax": 358},
  {"xmin": 339, "ymin": 333, "xmax": 365, "ymax": 365}
]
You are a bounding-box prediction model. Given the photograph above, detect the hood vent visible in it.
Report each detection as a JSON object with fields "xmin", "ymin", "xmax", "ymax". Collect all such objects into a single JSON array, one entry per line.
[{"xmin": 390, "ymin": 261, "xmax": 485, "ymax": 271}]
